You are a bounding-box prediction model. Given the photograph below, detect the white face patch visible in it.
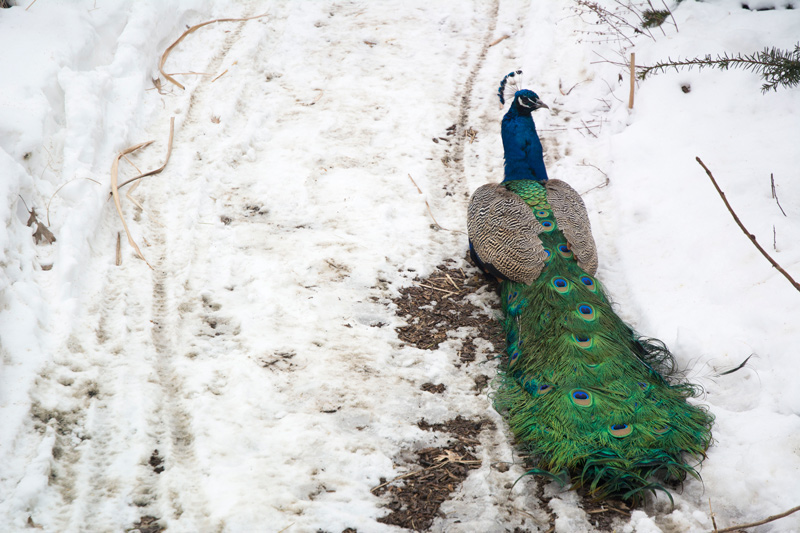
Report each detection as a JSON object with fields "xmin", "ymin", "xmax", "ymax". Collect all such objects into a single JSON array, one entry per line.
[{"xmin": 519, "ymin": 97, "xmax": 534, "ymax": 108}]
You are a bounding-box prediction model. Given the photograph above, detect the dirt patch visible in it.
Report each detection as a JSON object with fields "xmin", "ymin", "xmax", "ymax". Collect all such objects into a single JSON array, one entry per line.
[
  {"xmin": 420, "ymin": 382, "xmax": 446, "ymax": 394},
  {"xmin": 149, "ymin": 449, "xmax": 164, "ymax": 474},
  {"xmin": 393, "ymin": 260, "xmax": 502, "ymax": 363},
  {"xmin": 129, "ymin": 516, "xmax": 164, "ymax": 533},
  {"xmin": 373, "ymin": 416, "xmax": 489, "ymax": 531}
]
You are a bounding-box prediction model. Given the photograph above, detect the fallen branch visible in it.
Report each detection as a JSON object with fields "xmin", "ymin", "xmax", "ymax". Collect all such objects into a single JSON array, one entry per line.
[
  {"xmin": 117, "ymin": 117, "xmax": 175, "ymax": 190},
  {"xmin": 696, "ymin": 157, "xmax": 800, "ymax": 293},
  {"xmin": 111, "ymin": 141, "xmax": 155, "ymax": 268},
  {"xmin": 713, "ymin": 504, "xmax": 800, "ymax": 532},
  {"xmin": 160, "ymin": 13, "xmax": 268, "ymax": 90}
]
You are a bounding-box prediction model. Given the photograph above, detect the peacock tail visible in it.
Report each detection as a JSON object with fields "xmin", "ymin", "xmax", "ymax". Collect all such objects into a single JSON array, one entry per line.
[{"xmin": 491, "ymin": 179, "xmax": 714, "ymax": 504}]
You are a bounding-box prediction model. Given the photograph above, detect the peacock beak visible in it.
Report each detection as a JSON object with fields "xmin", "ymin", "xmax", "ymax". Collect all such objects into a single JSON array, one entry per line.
[{"xmin": 535, "ymin": 101, "xmax": 550, "ymax": 110}]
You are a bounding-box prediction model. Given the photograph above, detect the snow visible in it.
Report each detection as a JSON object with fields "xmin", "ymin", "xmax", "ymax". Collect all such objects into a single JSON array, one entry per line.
[{"xmin": 1, "ymin": 0, "xmax": 799, "ymax": 531}]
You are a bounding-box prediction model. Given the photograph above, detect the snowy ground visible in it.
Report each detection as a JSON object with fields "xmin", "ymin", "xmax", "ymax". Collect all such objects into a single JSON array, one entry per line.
[{"xmin": 1, "ymin": 0, "xmax": 799, "ymax": 532}]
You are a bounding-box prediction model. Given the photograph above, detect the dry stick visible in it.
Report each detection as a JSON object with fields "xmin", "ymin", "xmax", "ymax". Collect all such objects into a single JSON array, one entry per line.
[
  {"xmin": 714, "ymin": 504, "xmax": 800, "ymax": 532},
  {"xmin": 488, "ymin": 34, "xmax": 510, "ymax": 47},
  {"xmin": 417, "ymin": 283, "xmax": 458, "ymax": 296},
  {"xmin": 773, "ymin": 225, "xmax": 777, "ymax": 251},
  {"xmin": 117, "ymin": 117, "xmax": 175, "ymax": 190},
  {"xmin": 709, "ymin": 499, "xmax": 719, "ymax": 533},
  {"xmin": 628, "ymin": 52, "xmax": 636, "ymax": 109},
  {"xmin": 25, "ymin": 0, "xmax": 39, "ymax": 10},
  {"xmin": 407, "ymin": 174, "xmax": 465, "ymax": 234},
  {"xmin": 696, "ymin": 157, "xmax": 800, "ymax": 293},
  {"xmin": 111, "ymin": 141, "xmax": 155, "ymax": 268},
  {"xmin": 770, "ymin": 173, "xmax": 787, "ymax": 216},
  {"xmin": 662, "ymin": 0, "xmax": 679, "ymax": 31},
  {"xmin": 211, "ymin": 69, "xmax": 228, "ymax": 82},
  {"xmin": 160, "ymin": 13, "xmax": 268, "ymax": 90},
  {"xmin": 444, "ymin": 273, "xmax": 460, "ymax": 290}
]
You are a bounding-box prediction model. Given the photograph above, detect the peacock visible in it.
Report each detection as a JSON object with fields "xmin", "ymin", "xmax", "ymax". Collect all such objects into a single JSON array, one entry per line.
[{"xmin": 467, "ymin": 71, "xmax": 713, "ymax": 504}]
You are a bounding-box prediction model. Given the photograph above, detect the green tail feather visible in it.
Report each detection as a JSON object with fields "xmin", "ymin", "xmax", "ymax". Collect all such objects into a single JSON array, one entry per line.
[{"xmin": 493, "ymin": 180, "xmax": 713, "ymax": 505}]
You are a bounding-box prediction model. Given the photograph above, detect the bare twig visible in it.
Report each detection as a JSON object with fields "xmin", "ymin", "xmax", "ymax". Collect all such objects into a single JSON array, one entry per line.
[
  {"xmin": 211, "ymin": 69, "xmax": 228, "ymax": 82},
  {"xmin": 407, "ymin": 174, "xmax": 465, "ymax": 234},
  {"xmin": 417, "ymin": 283, "xmax": 458, "ymax": 296},
  {"xmin": 25, "ymin": 0, "xmax": 39, "ymax": 10},
  {"xmin": 407, "ymin": 173, "xmax": 423, "ymax": 194},
  {"xmin": 696, "ymin": 157, "xmax": 800, "ymax": 293},
  {"xmin": 489, "ymin": 34, "xmax": 510, "ymax": 47},
  {"xmin": 714, "ymin": 504, "xmax": 800, "ymax": 532},
  {"xmin": 661, "ymin": 0, "xmax": 679, "ymax": 32},
  {"xmin": 710, "ymin": 499, "xmax": 719, "ymax": 532},
  {"xmin": 111, "ymin": 140, "xmax": 155, "ymax": 268},
  {"xmin": 160, "ymin": 13, "xmax": 268, "ymax": 89},
  {"xmin": 117, "ymin": 117, "xmax": 175, "ymax": 190},
  {"xmin": 444, "ymin": 273, "xmax": 460, "ymax": 290},
  {"xmin": 770, "ymin": 173, "xmax": 787, "ymax": 216}
]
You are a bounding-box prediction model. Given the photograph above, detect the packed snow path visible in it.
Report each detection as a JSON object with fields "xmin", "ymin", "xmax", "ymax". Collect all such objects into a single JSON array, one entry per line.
[{"xmin": 2, "ymin": 0, "xmax": 800, "ymax": 532}]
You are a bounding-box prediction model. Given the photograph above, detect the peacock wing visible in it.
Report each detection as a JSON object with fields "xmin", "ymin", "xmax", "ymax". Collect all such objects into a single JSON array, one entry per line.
[
  {"xmin": 545, "ymin": 179, "xmax": 598, "ymax": 275},
  {"xmin": 467, "ymin": 183, "xmax": 548, "ymax": 284}
]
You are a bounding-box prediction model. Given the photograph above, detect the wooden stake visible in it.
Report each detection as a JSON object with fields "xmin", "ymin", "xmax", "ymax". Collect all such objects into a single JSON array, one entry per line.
[
  {"xmin": 116, "ymin": 232, "xmax": 122, "ymax": 266},
  {"xmin": 628, "ymin": 52, "xmax": 636, "ymax": 109}
]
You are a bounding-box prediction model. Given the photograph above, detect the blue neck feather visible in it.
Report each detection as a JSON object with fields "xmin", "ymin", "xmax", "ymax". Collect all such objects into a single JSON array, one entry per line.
[{"xmin": 501, "ymin": 102, "xmax": 548, "ymax": 183}]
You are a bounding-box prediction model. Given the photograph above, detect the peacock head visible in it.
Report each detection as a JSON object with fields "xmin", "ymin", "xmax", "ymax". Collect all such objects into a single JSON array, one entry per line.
[{"xmin": 513, "ymin": 89, "xmax": 549, "ymax": 115}]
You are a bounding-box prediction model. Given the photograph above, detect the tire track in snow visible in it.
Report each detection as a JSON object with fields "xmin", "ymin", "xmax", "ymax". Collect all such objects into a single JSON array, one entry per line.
[
  {"xmin": 450, "ymin": 0, "xmax": 499, "ymax": 183},
  {"xmin": 135, "ymin": 9, "xmax": 266, "ymax": 530},
  {"xmin": 18, "ymin": 8, "xmax": 267, "ymax": 532}
]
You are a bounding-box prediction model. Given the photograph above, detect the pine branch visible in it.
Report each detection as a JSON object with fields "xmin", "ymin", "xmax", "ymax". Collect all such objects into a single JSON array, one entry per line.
[{"xmin": 639, "ymin": 43, "xmax": 800, "ymax": 93}]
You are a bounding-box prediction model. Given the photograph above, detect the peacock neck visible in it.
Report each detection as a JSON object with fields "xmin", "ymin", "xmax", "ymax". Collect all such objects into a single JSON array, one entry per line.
[{"xmin": 501, "ymin": 108, "xmax": 546, "ymax": 184}]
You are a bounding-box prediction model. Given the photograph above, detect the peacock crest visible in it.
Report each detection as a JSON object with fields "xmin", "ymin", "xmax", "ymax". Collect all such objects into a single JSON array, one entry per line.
[{"xmin": 498, "ymin": 69, "xmax": 523, "ymax": 106}]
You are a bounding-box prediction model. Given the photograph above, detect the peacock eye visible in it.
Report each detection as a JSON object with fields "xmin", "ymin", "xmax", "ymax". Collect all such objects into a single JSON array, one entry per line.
[
  {"xmin": 552, "ymin": 277, "xmax": 569, "ymax": 293},
  {"xmin": 537, "ymin": 384, "xmax": 552, "ymax": 396},
  {"xmin": 654, "ymin": 425, "xmax": 670, "ymax": 435},
  {"xmin": 609, "ymin": 423, "xmax": 633, "ymax": 438},
  {"xmin": 580, "ymin": 276, "xmax": 596, "ymax": 291},
  {"xmin": 508, "ymin": 291, "xmax": 518, "ymax": 302},
  {"xmin": 571, "ymin": 389, "xmax": 593, "ymax": 407},
  {"xmin": 573, "ymin": 334, "xmax": 592, "ymax": 348},
  {"xmin": 536, "ymin": 210, "xmax": 549, "ymax": 217},
  {"xmin": 577, "ymin": 304, "xmax": 595, "ymax": 320}
]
